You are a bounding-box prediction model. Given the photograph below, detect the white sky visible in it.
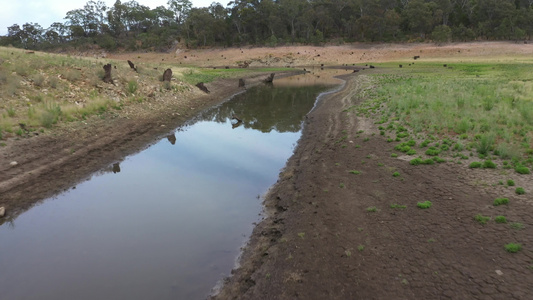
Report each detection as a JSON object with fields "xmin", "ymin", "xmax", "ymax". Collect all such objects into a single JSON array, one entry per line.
[{"xmin": 0, "ymin": 0, "xmax": 221, "ymax": 36}]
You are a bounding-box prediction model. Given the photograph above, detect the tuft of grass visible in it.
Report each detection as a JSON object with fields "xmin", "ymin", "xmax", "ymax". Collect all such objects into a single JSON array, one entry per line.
[
  {"xmin": 357, "ymin": 245, "xmax": 365, "ymax": 251},
  {"xmin": 494, "ymin": 216, "xmax": 507, "ymax": 223},
  {"xmin": 64, "ymin": 70, "xmax": 81, "ymax": 82},
  {"xmin": 390, "ymin": 204, "xmax": 407, "ymax": 209},
  {"xmin": 469, "ymin": 161, "xmax": 482, "ymax": 168},
  {"xmin": 493, "ymin": 198, "xmax": 509, "ymax": 206},
  {"xmin": 510, "ymin": 222, "xmax": 524, "ymax": 230},
  {"xmin": 483, "ymin": 160, "xmax": 497, "ymax": 169},
  {"xmin": 366, "ymin": 206, "xmax": 378, "ymax": 212},
  {"xmin": 391, "ymin": 153, "xmax": 398, "ymax": 158},
  {"xmin": 339, "ymin": 183, "xmax": 345, "ymax": 188},
  {"xmin": 349, "ymin": 170, "xmax": 361, "ymax": 175},
  {"xmin": 504, "ymin": 243, "xmax": 522, "ymax": 253},
  {"xmin": 127, "ymin": 80, "xmax": 138, "ymax": 94},
  {"xmin": 392, "ymin": 172, "xmax": 400, "ymax": 177},
  {"xmin": 425, "ymin": 147, "xmax": 441, "ymax": 156},
  {"xmin": 417, "ymin": 201, "xmax": 432, "ymax": 209},
  {"xmin": 298, "ymin": 232, "xmax": 305, "ymax": 239},
  {"xmin": 474, "ymin": 214, "xmax": 490, "ymax": 225},
  {"xmin": 6, "ymin": 107, "xmax": 16, "ymax": 117},
  {"xmin": 507, "ymin": 179, "xmax": 515, "ymax": 186},
  {"xmin": 515, "ymin": 166, "xmax": 530, "ymax": 174},
  {"xmin": 515, "ymin": 187, "xmax": 526, "ymax": 195}
]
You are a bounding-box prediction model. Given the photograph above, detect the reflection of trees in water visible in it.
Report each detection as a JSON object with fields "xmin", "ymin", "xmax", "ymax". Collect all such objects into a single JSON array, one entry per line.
[{"xmin": 198, "ymin": 84, "xmax": 332, "ymax": 133}]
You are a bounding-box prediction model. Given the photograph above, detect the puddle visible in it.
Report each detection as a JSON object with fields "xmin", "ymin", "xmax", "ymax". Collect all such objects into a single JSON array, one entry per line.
[{"xmin": 0, "ymin": 70, "xmax": 347, "ymax": 299}]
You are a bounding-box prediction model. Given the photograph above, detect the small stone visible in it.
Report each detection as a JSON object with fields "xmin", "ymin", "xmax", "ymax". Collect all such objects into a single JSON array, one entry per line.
[
  {"xmin": 495, "ymin": 270, "xmax": 503, "ymax": 276},
  {"xmin": 10, "ymin": 161, "xmax": 18, "ymax": 167},
  {"xmin": 0, "ymin": 207, "xmax": 5, "ymax": 218}
]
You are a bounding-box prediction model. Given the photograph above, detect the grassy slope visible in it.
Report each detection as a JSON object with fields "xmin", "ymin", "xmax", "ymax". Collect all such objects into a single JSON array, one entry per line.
[
  {"xmin": 0, "ymin": 47, "xmax": 288, "ymax": 141},
  {"xmin": 355, "ymin": 58, "xmax": 533, "ymax": 174}
]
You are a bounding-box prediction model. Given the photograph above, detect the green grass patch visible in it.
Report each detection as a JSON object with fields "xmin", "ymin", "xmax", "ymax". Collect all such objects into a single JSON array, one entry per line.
[
  {"xmin": 349, "ymin": 170, "xmax": 361, "ymax": 175},
  {"xmin": 510, "ymin": 222, "xmax": 524, "ymax": 230},
  {"xmin": 493, "ymin": 198, "xmax": 509, "ymax": 206},
  {"xmin": 515, "ymin": 166, "xmax": 531, "ymax": 174},
  {"xmin": 366, "ymin": 206, "xmax": 378, "ymax": 212},
  {"xmin": 507, "ymin": 179, "xmax": 515, "ymax": 186},
  {"xmin": 504, "ymin": 243, "xmax": 522, "ymax": 253},
  {"xmin": 469, "ymin": 162, "xmax": 482, "ymax": 168},
  {"xmin": 392, "ymin": 172, "xmax": 400, "ymax": 177},
  {"xmin": 482, "ymin": 160, "xmax": 497, "ymax": 169},
  {"xmin": 390, "ymin": 204, "xmax": 407, "ymax": 209},
  {"xmin": 494, "ymin": 216, "xmax": 507, "ymax": 223},
  {"xmin": 417, "ymin": 201, "xmax": 432, "ymax": 209},
  {"xmin": 474, "ymin": 214, "xmax": 490, "ymax": 225},
  {"xmin": 515, "ymin": 187, "xmax": 526, "ymax": 195}
]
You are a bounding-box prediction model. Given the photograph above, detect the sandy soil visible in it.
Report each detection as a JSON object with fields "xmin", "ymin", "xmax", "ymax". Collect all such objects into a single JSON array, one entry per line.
[{"xmin": 2, "ymin": 42, "xmax": 533, "ymax": 298}]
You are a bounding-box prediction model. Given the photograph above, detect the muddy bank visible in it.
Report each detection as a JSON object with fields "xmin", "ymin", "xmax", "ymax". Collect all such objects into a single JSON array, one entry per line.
[
  {"xmin": 214, "ymin": 74, "xmax": 533, "ymax": 299},
  {"xmin": 0, "ymin": 71, "xmax": 299, "ymax": 220}
]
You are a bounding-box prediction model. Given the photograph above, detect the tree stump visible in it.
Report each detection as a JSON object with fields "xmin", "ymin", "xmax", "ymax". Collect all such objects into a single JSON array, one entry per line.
[
  {"xmin": 264, "ymin": 73, "xmax": 275, "ymax": 83},
  {"xmin": 163, "ymin": 68, "xmax": 172, "ymax": 82},
  {"xmin": 103, "ymin": 64, "xmax": 114, "ymax": 84},
  {"xmin": 239, "ymin": 78, "xmax": 245, "ymax": 87},
  {"xmin": 196, "ymin": 82, "xmax": 210, "ymax": 93}
]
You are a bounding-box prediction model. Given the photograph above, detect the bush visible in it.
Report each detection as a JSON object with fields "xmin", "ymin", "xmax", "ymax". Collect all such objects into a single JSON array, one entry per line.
[
  {"xmin": 432, "ymin": 25, "xmax": 452, "ymax": 44},
  {"xmin": 127, "ymin": 80, "xmax": 138, "ymax": 94},
  {"xmin": 31, "ymin": 74, "xmax": 45, "ymax": 87},
  {"xmin": 410, "ymin": 158, "xmax": 423, "ymax": 165}
]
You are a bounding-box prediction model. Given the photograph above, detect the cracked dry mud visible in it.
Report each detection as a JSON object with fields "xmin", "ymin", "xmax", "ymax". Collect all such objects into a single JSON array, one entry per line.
[{"xmin": 214, "ymin": 74, "xmax": 533, "ymax": 300}]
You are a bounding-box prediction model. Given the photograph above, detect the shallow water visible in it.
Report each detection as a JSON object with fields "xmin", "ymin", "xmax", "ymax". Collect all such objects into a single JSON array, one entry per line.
[{"xmin": 0, "ymin": 71, "xmax": 345, "ymax": 300}]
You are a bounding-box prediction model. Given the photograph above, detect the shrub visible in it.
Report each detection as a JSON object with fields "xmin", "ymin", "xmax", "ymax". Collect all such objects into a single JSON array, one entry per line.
[
  {"xmin": 417, "ymin": 201, "xmax": 432, "ymax": 209},
  {"xmin": 515, "ymin": 187, "xmax": 525, "ymax": 195},
  {"xmin": 493, "ymin": 198, "xmax": 509, "ymax": 206},
  {"xmin": 504, "ymin": 243, "xmax": 522, "ymax": 253},
  {"xmin": 31, "ymin": 74, "xmax": 45, "ymax": 87},
  {"xmin": 507, "ymin": 179, "xmax": 515, "ymax": 186},
  {"xmin": 469, "ymin": 162, "xmax": 482, "ymax": 168}
]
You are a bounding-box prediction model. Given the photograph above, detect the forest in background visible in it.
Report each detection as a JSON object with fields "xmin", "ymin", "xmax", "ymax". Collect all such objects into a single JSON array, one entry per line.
[{"xmin": 1, "ymin": 0, "xmax": 533, "ymax": 51}]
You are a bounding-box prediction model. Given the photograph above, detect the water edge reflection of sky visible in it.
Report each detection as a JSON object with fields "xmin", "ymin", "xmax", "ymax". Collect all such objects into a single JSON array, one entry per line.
[{"xmin": 0, "ymin": 72, "xmax": 343, "ymax": 300}]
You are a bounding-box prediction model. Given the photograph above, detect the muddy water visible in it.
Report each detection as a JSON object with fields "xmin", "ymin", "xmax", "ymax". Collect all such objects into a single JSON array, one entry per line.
[{"xmin": 0, "ymin": 70, "xmax": 345, "ymax": 300}]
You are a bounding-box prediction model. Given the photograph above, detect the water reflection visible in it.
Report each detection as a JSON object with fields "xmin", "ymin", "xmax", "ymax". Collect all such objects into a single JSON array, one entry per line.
[
  {"xmin": 0, "ymin": 70, "xmax": 346, "ymax": 300},
  {"xmin": 197, "ymin": 83, "xmax": 334, "ymax": 133}
]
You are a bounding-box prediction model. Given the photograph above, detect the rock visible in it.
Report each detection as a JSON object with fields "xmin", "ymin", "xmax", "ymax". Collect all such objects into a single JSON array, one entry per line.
[
  {"xmin": 0, "ymin": 207, "xmax": 4, "ymax": 217},
  {"xmin": 10, "ymin": 161, "xmax": 18, "ymax": 167},
  {"xmin": 495, "ymin": 270, "xmax": 503, "ymax": 276}
]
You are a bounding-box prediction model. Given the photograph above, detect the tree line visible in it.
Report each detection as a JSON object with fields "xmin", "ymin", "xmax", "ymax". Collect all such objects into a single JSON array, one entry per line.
[{"xmin": 2, "ymin": 0, "xmax": 533, "ymax": 51}]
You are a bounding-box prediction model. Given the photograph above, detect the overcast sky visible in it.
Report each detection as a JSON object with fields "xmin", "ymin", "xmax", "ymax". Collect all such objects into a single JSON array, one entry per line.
[{"xmin": 0, "ymin": 0, "xmax": 220, "ymax": 36}]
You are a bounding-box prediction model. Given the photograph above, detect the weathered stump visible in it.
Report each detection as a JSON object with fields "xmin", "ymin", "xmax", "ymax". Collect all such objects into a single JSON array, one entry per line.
[
  {"xmin": 239, "ymin": 78, "xmax": 245, "ymax": 87},
  {"xmin": 399, "ymin": 64, "xmax": 403, "ymax": 68},
  {"xmin": 103, "ymin": 64, "xmax": 114, "ymax": 84},
  {"xmin": 414, "ymin": 55, "xmax": 420, "ymax": 60},
  {"xmin": 112, "ymin": 163, "xmax": 121, "ymax": 174},
  {"xmin": 369, "ymin": 65, "xmax": 375, "ymax": 69},
  {"xmin": 163, "ymin": 68, "xmax": 172, "ymax": 82},
  {"xmin": 196, "ymin": 82, "xmax": 210, "ymax": 93},
  {"xmin": 264, "ymin": 73, "xmax": 275, "ymax": 83}
]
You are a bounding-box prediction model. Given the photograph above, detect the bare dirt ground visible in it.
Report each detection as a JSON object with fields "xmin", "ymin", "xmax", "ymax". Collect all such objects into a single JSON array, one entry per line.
[
  {"xmin": 214, "ymin": 73, "xmax": 533, "ymax": 300},
  {"xmin": 2, "ymin": 42, "xmax": 533, "ymax": 298}
]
